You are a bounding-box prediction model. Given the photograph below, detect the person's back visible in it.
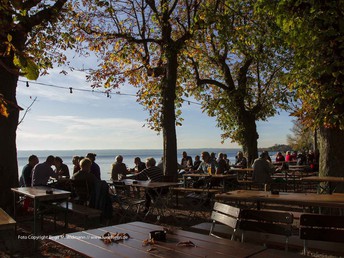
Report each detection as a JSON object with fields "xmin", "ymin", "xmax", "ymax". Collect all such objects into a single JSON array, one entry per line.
[
  {"xmin": 72, "ymin": 158, "xmax": 99, "ymax": 196},
  {"xmin": 20, "ymin": 155, "xmax": 39, "ymax": 187},
  {"xmin": 129, "ymin": 157, "xmax": 164, "ymax": 182},
  {"xmin": 111, "ymin": 155, "xmax": 127, "ymax": 180},
  {"xmin": 86, "ymin": 153, "xmax": 101, "ymax": 180},
  {"xmin": 31, "ymin": 155, "xmax": 56, "ymax": 186},
  {"xmin": 252, "ymin": 152, "xmax": 275, "ymax": 184}
]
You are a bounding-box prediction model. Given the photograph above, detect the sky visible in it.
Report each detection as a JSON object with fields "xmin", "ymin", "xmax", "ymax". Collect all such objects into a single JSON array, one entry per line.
[{"xmin": 15, "ymin": 66, "xmax": 294, "ymax": 151}]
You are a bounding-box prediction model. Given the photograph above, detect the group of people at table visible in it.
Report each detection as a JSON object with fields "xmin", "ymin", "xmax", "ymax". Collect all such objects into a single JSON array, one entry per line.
[{"xmin": 18, "ymin": 149, "xmax": 317, "ymax": 215}]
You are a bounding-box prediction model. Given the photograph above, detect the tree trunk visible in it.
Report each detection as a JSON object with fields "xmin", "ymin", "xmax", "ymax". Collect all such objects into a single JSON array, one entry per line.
[
  {"xmin": 319, "ymin": 126, "xmax": 344, "ymax": 192},
  {"xmin": 0, "ymin": 58, "xmax": 20, "ymax": 213},
  {"xmin": 241, "ymin": 112, "xmax": 259, "ymax": 166},
  {"xmin": 161, "ymin": 51, "xmax": 178, "ymax": 182}
]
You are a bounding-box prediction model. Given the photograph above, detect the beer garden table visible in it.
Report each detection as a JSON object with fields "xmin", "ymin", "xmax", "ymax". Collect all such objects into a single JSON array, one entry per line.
[
  {"xmin": 51, "ymin": 221, "xmax": 267, "ymax": 258},
  {"xmin": 301, "ymin": 176, "xmax": 344, "ymax": 194},
  {"xmin": 11, "ymin": 186, "xmax": 70, "ymax": 247},
  {"xmin": 215, "ymin": 190, "xmax": 344, "ymax": 210}
]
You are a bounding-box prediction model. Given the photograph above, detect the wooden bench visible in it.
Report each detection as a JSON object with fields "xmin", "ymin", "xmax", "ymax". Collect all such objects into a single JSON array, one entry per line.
[
  {"xmin": 0, "ymin": 208, "xmax": 16, "ymax": 231},
  {"xmin": 171, "ymin": 187, "xmax": 221, "ymax": 207},
  {"xmin": 239, "ymin": 209, "xmax": 294, "ymax": 251},
  {"xmin": 300, "ymin": 213, "xmax": 344, "ymax": 255},
  {"xmin": 56, "ymin": 202, "xmax": 102, "ymax": 228}
]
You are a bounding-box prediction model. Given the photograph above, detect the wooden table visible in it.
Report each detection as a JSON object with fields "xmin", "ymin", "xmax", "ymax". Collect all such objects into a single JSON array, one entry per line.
[
  {"xmin": 51, "ymin": 221, "xmax": 266, "ymax": 258},
  {"xmin": 0, "ymin": 208, "xmax": 16, "ymax": 231},
  {"xmin": 216, "ymin": 190, "xmax": 344, "ymax": 210},
  {"xmin": 11, "ymin": 186, "xmax": 70, "ymax": 245},
  {"xmin": 249, "ymin": 248, "xmax": 306, "ymax": 257},
  {"xmin": 120, "ymin": 179, "xmax": 182, "ymax": 219},
  {"xmin": 183, "ymin": 173, "xmax": 236, "ymax": 191},
  {"xmin": 301, "ymin": 176, "xmax": 344, "ymax": 194}
]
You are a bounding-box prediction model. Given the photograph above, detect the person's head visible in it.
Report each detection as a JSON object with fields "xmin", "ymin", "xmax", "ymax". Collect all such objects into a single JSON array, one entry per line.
[
  {"xmin": 115, "ymin": 155, "xmax": 123, "ymax": 163},
  {"xmin": 260, "ymin": 151, "xmax": 269, "ymax": 160},
  {"xmin": 145, "ymin": 157, "xmax": 156, "ymax": 168},
  {"xmin": 286, "ymin": 151, "xmax": 290, "ymax": 155},
  {"xmin": 182, "ymin": 151, "xmax": 187, "ymax": 158},
  {"xmin": 223, "ymin": 154, "xmax": 228, "ymax": 159},
  {"xmin": 80, "ymin": 158, "xmax": 92, "ymax": 172},
  {"xmin": 134, "ymin": 157, "xmax": 141, "ymax": 165},
  {"xmin": 28, "ymin": 155, "xmax": 39, "ymax": 166},
  {"xmin": 210, "ymin": 152, "xmax": 216, "ymax": 159},
  {"xmin": 195, "ymin": 155, "xmax": 200, "ymax": 161},
  {"xmin": 218, "ymin": 152, "xmax": 224, "ymax": 159},
  {"xmin": 54, "ymin": 156, "xmax": 63, "ymax": 168},
  {"xmin": 46, "ymin": 155, "xmax": 55, "ymax": 166},
  {"xmin": 237, "ymin": 151, "xmax": 243, "ymax": 159},
  {"xmin": 72, "ymin": 156, "xmax": 80, "ymax": 165},
  {"xmin": 86, "ymin": 153, "xmax": 96, "ymax": 162},
  {"xmin": 277, "ymin": 152, "xmax": 282, "ymax": 156},
  {"xmin": 201, "ymin": 151, "xmax": 210, "ymax": 162}
]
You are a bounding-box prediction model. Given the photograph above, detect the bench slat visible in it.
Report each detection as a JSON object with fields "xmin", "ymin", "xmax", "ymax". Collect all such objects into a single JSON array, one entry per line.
[{"xmin": 57, "ymin": 202, "xmax": 101, "ymax": 218}]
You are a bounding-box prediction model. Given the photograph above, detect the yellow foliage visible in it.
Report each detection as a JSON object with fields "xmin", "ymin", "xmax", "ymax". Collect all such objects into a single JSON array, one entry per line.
[{"xmin": 0, "ymin": 103, "xmax": 9, "ymax": 118}]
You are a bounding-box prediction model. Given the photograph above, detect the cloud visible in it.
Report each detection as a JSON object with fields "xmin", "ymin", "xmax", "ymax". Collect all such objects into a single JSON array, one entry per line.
[{"xmin": 17, "ymin": 115, "xmax": 162, "ymax": 150}]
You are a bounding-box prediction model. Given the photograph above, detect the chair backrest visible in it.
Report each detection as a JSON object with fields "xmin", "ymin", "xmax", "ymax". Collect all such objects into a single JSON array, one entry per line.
[
  {"xmin": 112, "ymin": 181, "xmax": 130, "ymax": 196},
  {"xmin": 300, "ymin": 214, "xmax": 344, "ymax": 254},
  {"xmin": 210, "ymin": 202, "xmax": 241, "ymax": 239},
  {"xmin": 71, "ymin": 180, "xmax": 89, "ymax": 205},
  {"xmin": 239, "ymin": 209, "xmax": 293, "ymax": 250}
]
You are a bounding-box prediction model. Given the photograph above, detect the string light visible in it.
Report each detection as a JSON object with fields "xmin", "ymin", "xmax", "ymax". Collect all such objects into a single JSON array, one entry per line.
[{"xmin": 18, "ymin": 80, "xmax": 202, "ymax": 106}]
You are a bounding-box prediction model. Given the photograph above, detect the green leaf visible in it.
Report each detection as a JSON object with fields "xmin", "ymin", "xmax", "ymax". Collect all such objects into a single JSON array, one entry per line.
[
  {"xmin": 7, "ymin": 34, "xmax": 12, "ymax": 42},
  {"xmin": 14, "ymin": 55, "xmax": 39, "ymax": 80}
]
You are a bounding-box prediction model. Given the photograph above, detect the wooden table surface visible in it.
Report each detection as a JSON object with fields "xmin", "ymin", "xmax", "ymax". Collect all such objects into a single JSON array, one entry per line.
[
  {"xmin": 51, "ymin": 221, "xmax": 266, "ymax": 258},
  {"xmin": 11, "ymin": 186, "xmax": 71, "ymax": 201},
  {"xmin": 301, "ymin": 176, "xmax": 344, "ymax": 183},
  {"xmin": 249, "ymin": 248, "xmax": 306, "ymax": 258},
  {"xmin": 120, "ymin": 179, "xmax": 181, "ymax": 188},
  {"xmin": 216, "ymin": 190, "xmax": 344, "ymax": 209},
  {"xmin": 0, "ymin": 208, "xmax": 16, "ymax": 231}
]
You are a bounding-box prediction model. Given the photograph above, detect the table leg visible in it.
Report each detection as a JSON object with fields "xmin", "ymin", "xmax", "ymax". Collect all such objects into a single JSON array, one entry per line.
[
  {"xmin": 33, "ymin": 199, "xmax": 37, "ymax": 249},
  {"xmin": 65, "ymin": 200, "xmax": 68, "ymax": 228}
]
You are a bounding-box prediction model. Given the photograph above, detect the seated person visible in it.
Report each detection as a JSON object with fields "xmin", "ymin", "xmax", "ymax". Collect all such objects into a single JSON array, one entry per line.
[
  {"xmin": 127, "ymin": 157, "xmax": 164, "ymax": 214},
  {"xmin": 194, "ymin": 151, "xmax": 216, "ymax": 174},
  {"xmin": 31, "ymin": 155, "xmax": 56, "ymax": 186},
  {"xmin": 181, "ymin": 151, "xmax": 193, "ymax": 171},
  {"xmin": 130, "ymin": 157, "xmax": 146, "ymax": 173},
  {"xmin": 192, "ymin": 155, "xmax": 201, "ymax": 171},
  {"xmin": 234, "ymin": 151, "xmax": 247, "ymax": 168},
  {"xmin": 111, "ymin": 155, "xmax": 128, "ymax": 180},
  {"xmin": 216, "ymin": 153, "xmax": 227, "ymax": 174},
  {"xmin": 252, "ymin": 151, "xmax": 276, "ymax": 185},
  {"xmin": 20, "ymin": 155, "xmax": 39, "ymax": 187},
  {"xmin": 72, "ymin": 158, "xmax": 99, "ymax": 199},
  {"xmin": 275, "ymin": 152, "xmax": 285, "ymax": 162},
  {"xmin": 54, "ymin": 156, "xmax": 70, "ymax": 178}
]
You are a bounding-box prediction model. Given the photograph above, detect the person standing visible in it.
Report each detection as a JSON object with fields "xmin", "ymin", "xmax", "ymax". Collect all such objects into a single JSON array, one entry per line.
[
  {"xmin": 86, "ymin": 153, "xmax": 101, "ymax": 180},
  {"xmin": 31, "ymin": 155, "xmax": 56, "ymax": 186},
  {"xmin": 19, "ymin": 155, "xmax": 39, "ymax": 187}
]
